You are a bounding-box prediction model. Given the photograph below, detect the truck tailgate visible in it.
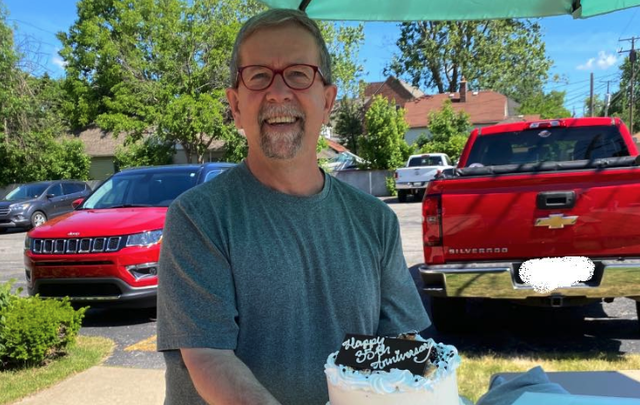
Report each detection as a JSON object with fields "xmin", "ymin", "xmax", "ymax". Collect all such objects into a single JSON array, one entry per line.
[
  {"xmin": 397, "ymin": 167, "xmax": 439, "ymax": 182},
  {"xmin": 437, "ymin": 167, "xmax": 640, "ymax": 261}
]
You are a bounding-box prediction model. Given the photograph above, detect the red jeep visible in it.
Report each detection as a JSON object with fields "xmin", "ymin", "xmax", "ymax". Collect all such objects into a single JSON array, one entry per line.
[{"xmin": 23, "ymin": 163, "xmax": 234, "ymax": 308}]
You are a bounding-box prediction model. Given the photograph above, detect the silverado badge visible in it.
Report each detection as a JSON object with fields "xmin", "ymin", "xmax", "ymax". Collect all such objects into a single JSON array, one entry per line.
[{"xmin": 535, "ymin": 214, "xmax": 578, "ymax": 229}]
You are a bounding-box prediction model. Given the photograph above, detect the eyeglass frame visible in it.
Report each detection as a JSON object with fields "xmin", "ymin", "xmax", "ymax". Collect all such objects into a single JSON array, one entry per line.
[{"xmin": 235, "ymin": 64, "xmax": 327, "ymax": 91}]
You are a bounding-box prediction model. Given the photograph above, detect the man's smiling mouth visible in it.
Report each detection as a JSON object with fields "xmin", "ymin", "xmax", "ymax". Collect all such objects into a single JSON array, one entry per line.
[{"xmin": 264, "ymin": 116, "xmax": 299, "ymax": 125}]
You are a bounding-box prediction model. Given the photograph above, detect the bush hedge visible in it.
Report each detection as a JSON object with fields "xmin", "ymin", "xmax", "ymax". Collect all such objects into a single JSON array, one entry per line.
[{"xmin": 0, "ymin": 281, "xmax": 86, "ymax": 370}]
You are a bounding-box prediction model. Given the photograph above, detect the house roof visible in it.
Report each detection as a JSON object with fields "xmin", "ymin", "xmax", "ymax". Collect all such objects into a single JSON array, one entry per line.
[
  {"xmin": 72, "ymin": 126, "xmax": 127, "ymax": 157},
  {"xmin": 404, "ymin": 90, "xmax": 508, "ymax": 128},
  {"xmin": 326, "ymin": 138, "xmax": 348, "ymax": 153},
  {"xmin": 71, "ymin": 126, "xmax": 225, "ymax": 157},
  {"xmin": 364, "ymin": 76, "xmax": 425, "ymax": 107}
]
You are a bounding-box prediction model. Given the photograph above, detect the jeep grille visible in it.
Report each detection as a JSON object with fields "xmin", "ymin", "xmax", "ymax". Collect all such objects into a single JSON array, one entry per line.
[{"xmin": 31, "ymin": 236, "xmax": 124, "ymax": 254}]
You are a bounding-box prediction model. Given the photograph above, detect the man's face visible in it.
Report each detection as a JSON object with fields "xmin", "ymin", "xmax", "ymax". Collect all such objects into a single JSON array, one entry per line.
[{"xmin": 226, "ymin": 23, "xmax": 337, "ymax": 161}]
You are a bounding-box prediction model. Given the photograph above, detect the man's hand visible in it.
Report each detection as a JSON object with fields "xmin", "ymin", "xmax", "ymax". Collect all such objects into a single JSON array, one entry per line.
[{"xmin": 181, "ymin": 348, "xmax": 281, "ymax": 405}]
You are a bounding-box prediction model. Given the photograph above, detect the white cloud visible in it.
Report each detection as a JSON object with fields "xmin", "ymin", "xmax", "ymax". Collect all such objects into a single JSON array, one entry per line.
[
  {"xmin": 577, "ymin": 51, "xmax": 618, "ymax": 70},
  {"xmin": 52, "ymin": 55, "xmax": 67, "ymax": 69}
]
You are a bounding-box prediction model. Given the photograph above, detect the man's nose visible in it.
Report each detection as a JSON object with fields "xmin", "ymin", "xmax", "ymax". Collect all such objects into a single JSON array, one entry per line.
[{"xmin": 265, "ymin": 73, "xmax": 293, "ymax": 102}]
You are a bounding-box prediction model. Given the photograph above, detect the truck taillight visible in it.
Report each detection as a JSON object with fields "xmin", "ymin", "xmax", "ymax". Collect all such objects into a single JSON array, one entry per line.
[
  {"xmin": 423, "ymin": 193, "xmax": 444, "ymax": 264},
  {"xmin": 394, "ymin": 171, "xmax": 398, "ymax": 179},
  {"xmin": 422, "ymin": 194, "xmax": 442, "ymax": 247}
]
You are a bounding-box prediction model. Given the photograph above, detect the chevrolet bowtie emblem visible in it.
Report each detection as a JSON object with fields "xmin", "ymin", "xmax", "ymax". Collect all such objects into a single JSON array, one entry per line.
[{"xmin": 535, "ymin": 214, "xmax": 578, "ymax": 229}]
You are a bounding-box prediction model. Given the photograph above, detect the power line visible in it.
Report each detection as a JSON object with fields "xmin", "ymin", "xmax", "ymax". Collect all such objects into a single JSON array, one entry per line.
[{"xmin": 7, "ymin": 18, "xmax": 60, "ymax": 36}]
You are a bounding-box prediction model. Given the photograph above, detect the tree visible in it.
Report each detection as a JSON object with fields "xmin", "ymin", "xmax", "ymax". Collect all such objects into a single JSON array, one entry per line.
[
  {"xmin": 359, "ymin": 95, "xmax": 409, "ymax": 169},
  {"xmin": 0, "ymin": 6, "xmax": 89, "ymax": 186},
  {"xmin": 607, "ymin": 57, "xmax": 640, "ymax": 132},
  {"xmin": 518, "ymin": 91, "xmax": 572, "ymax": 119},
  {"xmin": 59, "ymin": 0, "xmax": 263, "ymax": 164},
  {"xmin": 114, "ymin": 136, "xmax": 174, "ymax": 170},
  {"xmin": 334, "ymin": 98, "xmax": 364, "ymax": 154},
  {"xmin": 419, "ymin": 100, "xmax": 470, "ymax": 162},
  {"xmin": 59, "ymin": 0, "xmax": 367, "ymax": 164},
  {"xmin": 388, "ymin": 20, "xmax": 552, "ymax": 103}
]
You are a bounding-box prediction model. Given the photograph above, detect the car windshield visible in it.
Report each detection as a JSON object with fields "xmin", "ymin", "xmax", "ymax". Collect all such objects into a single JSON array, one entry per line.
[
  {"xmin": 81, "ymin": 169, "xmax": 199, "ymax": 209},
  {"xmin": 4, "ymin": 184, "xmax": 49, "ymax": 201},
  {"xmin": 465, "ymin": 126, "xmax": 629, "ymax": 167},
  {"xmin": 408, "ymin": 156, "xmax": 443, "ymax": 167}
]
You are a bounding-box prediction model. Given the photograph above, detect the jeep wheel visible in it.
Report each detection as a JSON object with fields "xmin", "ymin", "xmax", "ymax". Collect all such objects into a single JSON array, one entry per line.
[
  {"xmin": 31, "ymin": 211, "xmax": 47, "ymax": 228},
  {"xmin": 397, "ymin": 190, "xmax": 408, "ymax": 203},
  {"xmin": 431, "ymin": 297, "xmax": 468, "ymax": 333}
]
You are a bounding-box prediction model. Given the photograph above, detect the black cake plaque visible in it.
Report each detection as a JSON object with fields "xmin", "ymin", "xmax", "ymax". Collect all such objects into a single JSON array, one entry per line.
[{"xmin": 334, "ymin": 334, "xmax": 434, "ymax": 375}]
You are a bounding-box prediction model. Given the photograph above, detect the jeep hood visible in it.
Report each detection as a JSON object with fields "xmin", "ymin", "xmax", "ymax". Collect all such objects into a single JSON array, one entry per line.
[{"xmin": 29, "ymin": 208, "xmax": 168, "ymax": 238}]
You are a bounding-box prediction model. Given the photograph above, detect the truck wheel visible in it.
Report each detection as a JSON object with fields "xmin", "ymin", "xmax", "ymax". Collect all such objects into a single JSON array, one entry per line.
[
  {"xmin": 431, "ymin": 297, "xmax": 468, "ymax": 333},
  {"xmin": 397, "ymin": 190, "xmax": 408, "ymax": 203},
  {"xmin": 30, "ymin": 211, "xmax": 47, "ymax": 228},
  {"xmin": 415, "ymin": 189, "xmax": 425, "ymax": 202}
]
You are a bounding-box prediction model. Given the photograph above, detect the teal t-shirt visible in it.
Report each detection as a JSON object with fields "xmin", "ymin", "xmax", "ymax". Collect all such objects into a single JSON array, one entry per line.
[{"xmin": 157, "ymin": 162, "xmax": 430, "ymax": 405}]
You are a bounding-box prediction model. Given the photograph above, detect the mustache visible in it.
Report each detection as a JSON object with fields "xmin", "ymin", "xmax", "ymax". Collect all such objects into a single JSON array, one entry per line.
[{"xmin": 258, "ymin": 105, "xmax": 304, "ymax": 123}]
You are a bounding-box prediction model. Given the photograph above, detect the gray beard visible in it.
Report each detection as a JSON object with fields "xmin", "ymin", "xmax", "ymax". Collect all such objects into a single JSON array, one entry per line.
[{"xmin": 259, "ymin": 121, "xmax": 305, "ymax": 160}]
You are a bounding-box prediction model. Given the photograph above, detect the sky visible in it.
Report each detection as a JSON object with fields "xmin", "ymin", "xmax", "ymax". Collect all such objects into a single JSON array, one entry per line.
[{"xmin": 3, "ymin": 1, "xmax": 640, "ymax": 116}]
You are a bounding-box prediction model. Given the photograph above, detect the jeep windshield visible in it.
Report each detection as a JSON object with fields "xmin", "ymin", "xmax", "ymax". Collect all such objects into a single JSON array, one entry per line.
[{"xmin": 81, "ymin": 169, "xmax": 199, "ymax": 209}]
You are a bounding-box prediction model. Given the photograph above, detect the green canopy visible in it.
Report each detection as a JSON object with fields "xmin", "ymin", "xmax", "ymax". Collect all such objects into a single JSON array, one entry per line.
[{"xmin": 258, "ymin": 0, "xmax": 640, "ymax": 20}]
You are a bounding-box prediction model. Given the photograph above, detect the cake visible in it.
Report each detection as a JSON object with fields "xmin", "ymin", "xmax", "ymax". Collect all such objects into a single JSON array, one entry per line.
[{"xmin": 324, "ymin": 334, "xmax": 461, "ymax": 405}]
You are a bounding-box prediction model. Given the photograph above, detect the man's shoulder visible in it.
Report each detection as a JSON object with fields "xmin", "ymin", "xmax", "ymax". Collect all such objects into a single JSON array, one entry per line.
[
  {"xmin": 329, "ymin": 175, "xmax": 393, "ymax": 214},
  {"xmin": 172, "ymin": 164, "xmax": 244, "ymax": 211}
]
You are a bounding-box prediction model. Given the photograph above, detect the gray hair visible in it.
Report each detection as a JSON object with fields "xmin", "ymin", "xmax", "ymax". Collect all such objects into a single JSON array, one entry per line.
[{"xmin": 230, "ymin": 9, "xmax": 332, "ymax": 88}]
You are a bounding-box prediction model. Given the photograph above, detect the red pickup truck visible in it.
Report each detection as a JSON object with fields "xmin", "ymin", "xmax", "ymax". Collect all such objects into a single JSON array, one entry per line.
[{"xmin": 419, "ymin": 117, "xmax": 640, "ymax": 332}]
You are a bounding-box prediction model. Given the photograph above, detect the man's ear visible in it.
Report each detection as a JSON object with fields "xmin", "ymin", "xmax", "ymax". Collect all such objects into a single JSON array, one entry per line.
[
  {"xmin": 226, "ymin": 87, "xmax": 242, "ymax": 128},
  {"xmin": 323, "ymin": 84, "xmax": 338, "ymax": 125}
]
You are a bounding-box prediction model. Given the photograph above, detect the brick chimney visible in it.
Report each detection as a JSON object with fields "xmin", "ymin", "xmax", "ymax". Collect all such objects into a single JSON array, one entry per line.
[{"xmin": 460, "ymin": 78, "xmax": 467, "ymax": 103}]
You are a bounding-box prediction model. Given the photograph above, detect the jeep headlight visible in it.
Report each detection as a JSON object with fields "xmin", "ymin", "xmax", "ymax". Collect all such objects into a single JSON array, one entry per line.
[
  {"xmin": 24, "ymin": 236, "xmax": 32, "ymax": 251},
  {"xmin": 126, "ymin": 230, "xmax": 163, "ymax": 247},
  {"xmin": 10, "ymin": 203, "xmax": 30, "ymax": 212}
]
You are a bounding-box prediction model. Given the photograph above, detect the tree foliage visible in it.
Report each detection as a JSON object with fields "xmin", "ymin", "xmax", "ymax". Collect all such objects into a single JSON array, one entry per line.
[
  {"xmin": 334, "ymin": 98, "xmax": 364, "ymax": 154},
  {"xmin": 359, "ymin": 95, "xmax": 409, "ymax": 170},
  {"xmin": 608, "ymin": 56, "xmax": 640, "ymax": 132},
  {"xmin": 58, "ymin": 0, "xmax": 367, "ymax": 164},
  {"xmin": 59, "ymin": 0, "xmax": 263, "ymax": 164},
  {"xmin": 419, "ymin": 100, "xmax": 470, "ymax": 162},
  {"xmin": 388, "ymin": 20, "xmax": 552, "ymax": 103},
  {"xmin": 114, "ymin": 136, "xmax": 174, "ymax": 170},
  {"xmin": 518, "ymin": 91, "xmax": 572, "ymax": 119},
  {"xmin": 0, "ymin": 7, "xmax": 89, "ymax": 186}
]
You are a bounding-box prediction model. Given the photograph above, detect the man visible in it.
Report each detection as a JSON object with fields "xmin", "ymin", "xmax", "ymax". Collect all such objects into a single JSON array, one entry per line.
[{"xmin": 157, "ymin": 8, "xmax": 430, "ymax": 405}]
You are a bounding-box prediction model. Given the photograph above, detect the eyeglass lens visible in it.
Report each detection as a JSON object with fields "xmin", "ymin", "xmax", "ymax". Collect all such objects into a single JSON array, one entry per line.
[{"xmin": 241, "ymin": 65, "xmax": 316, "ymax": 90}]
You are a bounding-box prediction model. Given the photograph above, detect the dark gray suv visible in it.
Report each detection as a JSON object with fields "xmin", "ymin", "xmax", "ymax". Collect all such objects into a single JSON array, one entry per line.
[{"xmin": 0, "ymin": 180, "xmax": 92, "ymax": 232}]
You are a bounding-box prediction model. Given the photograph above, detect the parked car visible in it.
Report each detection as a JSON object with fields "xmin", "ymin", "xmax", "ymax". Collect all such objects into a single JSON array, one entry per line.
[
  {"xmin": 23, "ymin": 162, "xmax": 235, "ymax": 308},
  {"xmin": 0, "ymin": 180, "xmax": 92, "ymax": 232},
  {"xmin": 394, "ymin": 153, "xmax": 454, "ymax": 202},
  {"xmin": 325, "ymin": 151, "xmax": 367, "ymax": 172}
]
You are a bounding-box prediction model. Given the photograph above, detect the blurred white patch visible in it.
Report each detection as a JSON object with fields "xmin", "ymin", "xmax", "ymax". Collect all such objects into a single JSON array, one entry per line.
[
  {"xmin": 519, "ymin": 256, "xmax": 594, "ymax": 293},
  {"xmin": 52, "ymin": 55, "xmax": 67, "ymax": 69},
  {"xmin": 577, "ymin": 51, "xmax": 618, "ymax": 70}
]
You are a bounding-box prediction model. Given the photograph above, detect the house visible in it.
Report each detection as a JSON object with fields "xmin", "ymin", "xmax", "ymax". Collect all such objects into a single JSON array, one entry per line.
[
  {"xmin": 74, "ymin": 126, "xmax": 226, "ymax": 180},
  {"xmin": 403, "ymin": 79, "xmax": 527, "ymax": 144},
  {"xmin": 363, "ymin": 76, "xmax": 425, "ymax": 108}
]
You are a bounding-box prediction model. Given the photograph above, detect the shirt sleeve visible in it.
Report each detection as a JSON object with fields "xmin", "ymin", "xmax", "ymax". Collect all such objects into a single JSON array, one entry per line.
[
  {"xmin": 156, "ymin": 195, "xmax": 239, "ymax": 351},
  {"xmin": 376, "ymin": 211, "xmax": 431, "ymax": 337}
]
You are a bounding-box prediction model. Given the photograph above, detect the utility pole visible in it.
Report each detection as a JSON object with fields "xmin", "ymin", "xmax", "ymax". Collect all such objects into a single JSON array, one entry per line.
[
  {"xmin": 619, "ymin": 37, "xmax": 639, "ymax": 133},
  {"xmin": 589, "ymin": 72, "xmax": 594, "ymax": 117},
  {"xmin": 604, "ymin": 80, "xmax": 612, "ymax": 116}
]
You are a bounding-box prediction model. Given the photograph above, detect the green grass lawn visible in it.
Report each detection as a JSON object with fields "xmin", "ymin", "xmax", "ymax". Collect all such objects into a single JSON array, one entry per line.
[
  {"xmin": 457, "ymin": 351, "xmax": 640, "ymax": 403},
  {"xmin": 0, "ymin": 336, "xmax": 114, "ymax": 405}
]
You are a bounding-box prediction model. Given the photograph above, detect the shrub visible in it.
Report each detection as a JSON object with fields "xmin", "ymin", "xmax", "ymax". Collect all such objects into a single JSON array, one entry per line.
[
  {"xmin": 0, "ymin": 295, "xmax": 86, "ymax": 369},
  {"xmin": 385, "ymin": 175, "xmax": 397, "ymax": 196}
]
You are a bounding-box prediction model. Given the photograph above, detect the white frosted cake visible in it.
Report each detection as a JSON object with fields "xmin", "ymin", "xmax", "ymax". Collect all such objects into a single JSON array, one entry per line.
[{"xmin": 324, "ymin": 335, "xmax": 461, "ymax": 405}]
